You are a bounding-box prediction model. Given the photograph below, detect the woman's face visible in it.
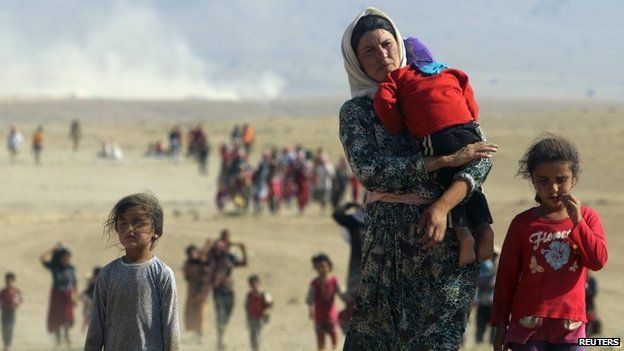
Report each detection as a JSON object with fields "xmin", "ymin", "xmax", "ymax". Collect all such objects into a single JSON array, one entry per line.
[{"xmin": 355, "ymin": 28, "xmax": 400, "ymax": 82}]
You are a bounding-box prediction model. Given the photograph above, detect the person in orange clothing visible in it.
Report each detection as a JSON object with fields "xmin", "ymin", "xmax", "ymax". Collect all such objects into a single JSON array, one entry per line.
[
  {"xmin": 32, "ymin": 125, "xmax": 44, "ymax": 165},
  {"xmin": 242, "ymin": 124, "xmax": 255, "ymax": 153}
]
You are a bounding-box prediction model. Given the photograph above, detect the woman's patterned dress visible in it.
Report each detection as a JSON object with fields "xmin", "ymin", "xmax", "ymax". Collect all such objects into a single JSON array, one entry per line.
[{"xmin": 339, "ymin": 97, "xmax": 491, "ymax": 351}]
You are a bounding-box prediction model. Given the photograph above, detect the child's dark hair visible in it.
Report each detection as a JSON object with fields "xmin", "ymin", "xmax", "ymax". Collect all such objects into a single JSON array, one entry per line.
[
  {"xmin": 51, "ymin": 247, "xmax": 71, "ymax": 268},
  {"xmin": 104, "ymin": 192, "xmax": 163, "ymax": 247},
  {"xmin": 185, "ymin": 244, "xmax": 199, "ymax": 257},
  {"xmin": 5, "ymin": 272, "xmax": 15, "ymax": 281},
  {"xmin": 517, "ymin": 134, "xmax": 581, "ymax": 203},
  {"xmin": 311, "ymin": 253, "xmax": 333, "ymax": 270},
  {"xmin": 220, "ymin": 229, "xmax": 230, "ymax": 240},
  {"xmin": 248, "ymin": 274, "xmax": 260, "ymax": 284},
  {"xmin": 517, "ymin": 134, "xmax": 581, "ymax": 179}
]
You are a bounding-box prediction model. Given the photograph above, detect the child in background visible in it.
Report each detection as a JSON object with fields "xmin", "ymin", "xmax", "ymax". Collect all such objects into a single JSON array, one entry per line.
[
  {"xmin": 207, "ymin": 229, "xmax": 248, "ymax": 351},
  {"xmin": 245, "ymin": 275, "xmax": 273, "ymax": 351},
  {"xmin": 84, "ymin": 193, "xmax": 180, "ymax": 351},
  {"xmin": 306, "ymin": 254, "xmax": 346, "ymax": 351},
  {"xmin": 491, "ymin": 135, "xmax": 608, "ymax": 351},
  {"xmin": 374, "ymin": 36, "xmax": 495, "ymax": 266},
  {"xmin": 331, "ymin": 202, "xmax": 365, "ymax": 334},
  {"xmin": 584, "ymin": 273, "xmax": 601, "ymax": 336},
  {"xmin": 183, "ymin": 244, "xmax": 209, "ymax": 344},
  {"xmin": 40, "ymin": 244, "xmax": 76, "ymax": 349},
  {"xmin": 80, "ymin": 267, "xmax": 100, "ymax": 333},
  {"xmin": 474, "ymin": 249, "xmax": 499, "ymax": 345},
  {"xmin": 0, "ymin": 273, "xmax": 23, "ymax": 351}
]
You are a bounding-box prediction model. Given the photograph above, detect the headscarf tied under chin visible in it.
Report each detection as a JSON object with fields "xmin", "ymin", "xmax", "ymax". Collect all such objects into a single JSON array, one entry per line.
[{"xmin": 341, "ymin": 7, "xmax": 406, "ymax": 99}]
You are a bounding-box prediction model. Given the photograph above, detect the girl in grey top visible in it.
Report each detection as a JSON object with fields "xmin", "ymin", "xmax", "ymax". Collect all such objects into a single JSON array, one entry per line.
[{"xmin": 84, "ymin": 193, "xmax": 180, "ymax": 351}]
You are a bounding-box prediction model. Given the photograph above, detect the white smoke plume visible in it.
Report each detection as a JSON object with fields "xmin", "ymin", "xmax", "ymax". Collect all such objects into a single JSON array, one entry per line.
[{"xmin": 0, "ymin": 3, "xmax": 285, "ymax": 100}]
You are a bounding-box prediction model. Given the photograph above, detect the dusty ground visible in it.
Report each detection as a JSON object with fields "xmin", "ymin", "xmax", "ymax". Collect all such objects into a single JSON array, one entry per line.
[{"xmin": 1, "ymin": 98, "xmax": 622, "ymax": 350}]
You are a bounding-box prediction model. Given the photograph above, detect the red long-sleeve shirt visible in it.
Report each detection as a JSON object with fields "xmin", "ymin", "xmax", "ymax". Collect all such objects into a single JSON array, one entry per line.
[
  {"xmin": 491, "ymin": 207, "xmax": 607, "ymax": 326},
  {"xmin": 374, "ymin": 66, "xmax": 478, "ymax": 138}
]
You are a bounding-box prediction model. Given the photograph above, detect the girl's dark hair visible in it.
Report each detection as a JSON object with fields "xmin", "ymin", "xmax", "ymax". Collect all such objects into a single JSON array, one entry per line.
[
  {"xmin": 104, "ymin": 192, "xmax": 163, "ymax": 248},
  {"xmin": 311, "ymin": 253, "xmax": 333, "ymax": 270},
  {"xmin": 517, "ymin": 134, "xmax": 581, "ymax": 179},
  {"xmin": 517, "ymin": 134, "xmax": 581, "ymax": 202},
  {"xmin": 351, "ymin": 15, "xmax": 396, "ymax": 53},
  {"xmin": 51, "ymin": 248, "xmax": 71, "ymax": 268}
]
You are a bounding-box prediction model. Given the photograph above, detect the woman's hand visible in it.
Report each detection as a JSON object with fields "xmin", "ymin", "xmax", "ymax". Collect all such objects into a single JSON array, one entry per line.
[
  {"xmin": 423, "ymin": 141, "xmax": 497, "ymax": 172},
  {"xmin": 417, "ymin": 201, "xmax": 450, "ymax": 249},
  {"xmin": 417, "ymin": 177, "xmax": 472, "ymax": 249},
  {"xmin": 493, "ymin": 324, "xmax": 508, "ymax": 351},
  {"xmin": 560, "ymin": 194, "xmax": 582, "ymax": 224},
  {"xmin": 444, "ymin": 142, "xmax": 498, "ymax": 169}
]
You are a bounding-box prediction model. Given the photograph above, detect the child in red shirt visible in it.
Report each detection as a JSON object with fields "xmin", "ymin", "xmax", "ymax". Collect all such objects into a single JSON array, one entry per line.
[
  {"xmin": 245, "ymin": 275, "xmax": 272, "ymax": 351},
  {"xmin": 491, "ymin": 135, "xmax": 608, "ymax": 351},
  {"xmin": 374, "ymin": 37, "xmax": 494, "ymax": 266},
  {"xmin": 306, "ymin": 254, "xmax": 346, "ymax": 351},
  {"xmin": 1, "ymin": 272, "xmax": 23, "ymax": 351}
]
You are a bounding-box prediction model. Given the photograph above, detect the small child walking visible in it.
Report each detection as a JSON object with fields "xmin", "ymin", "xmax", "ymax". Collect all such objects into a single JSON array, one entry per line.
[
  {"xmin": 0, "ymin": 273, "xmax": 23, "ymax": 351},
  {"xmin": 245, "ymin": 274, "xmax": 273, "ymax": 351},
  {"xmin": 84, "ymin": 192, "xmax": 181, "ymax": 351},
  {"xmin": 40, "ymin": 244, "xmax": 77, "ymax": 349},
  {"xmin": 306, "ymin": 254, "xmax": 346, "ymax": 351},
  {"xmin": 491, "ymin": 135, "xmax": 608, "ymax": 351}
]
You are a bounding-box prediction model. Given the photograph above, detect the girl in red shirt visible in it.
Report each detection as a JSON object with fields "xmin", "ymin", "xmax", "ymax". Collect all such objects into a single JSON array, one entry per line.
[
  {"xmin": 245, "ymin": 274, "xmax": 272, "ymax": 351},
  {"xmin": 306, "ymin": 254, "xmax": 346, "ymax": 351},
  {"xmin": 491, "ymin": 135, "xmax": 608, "ymax": 351}
]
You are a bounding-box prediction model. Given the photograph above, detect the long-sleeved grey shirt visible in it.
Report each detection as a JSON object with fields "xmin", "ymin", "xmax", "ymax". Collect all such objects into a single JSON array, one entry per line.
[{"xmin": 84, "ymin": 256, "xmax": 181, "ymax": 351}]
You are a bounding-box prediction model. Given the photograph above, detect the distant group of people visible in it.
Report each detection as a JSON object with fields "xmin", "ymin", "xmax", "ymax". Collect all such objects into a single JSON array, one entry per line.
[
  {"xmin": 6, "ymin": 119, "xmax": 83, "ymax": 165},
  {"xmin": 216, "ymin": 141, "xmax": 362, "ymax": 215},
  {"xmin": 180, "ymin": 229, "xmax": 274, "ymax": 351},
  {"xmin": 1, "ymin": 243, "xmax": 102, "ymax": 351},
  {"xmin": 145, "ymin": 125, "xmax": 211, "ymax": 173},
  {"xmin": 0, "ymin": 188, "xmax": 367, "ymax": 351},
  {"xmin": 6, "ymin": 124, "xmax": 45, "ymax": 165}
]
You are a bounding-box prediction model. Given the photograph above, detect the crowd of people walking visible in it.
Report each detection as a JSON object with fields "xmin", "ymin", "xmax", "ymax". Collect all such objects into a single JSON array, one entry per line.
[{"xmin": 216, "ymin": 140, "xmax": 362, "ymax": 215}]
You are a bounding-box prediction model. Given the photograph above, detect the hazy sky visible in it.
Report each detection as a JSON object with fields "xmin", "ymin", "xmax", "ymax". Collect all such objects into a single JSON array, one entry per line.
[{"xmin": 1, "ymin": 1, "xmax": 622, "ymax": 100}]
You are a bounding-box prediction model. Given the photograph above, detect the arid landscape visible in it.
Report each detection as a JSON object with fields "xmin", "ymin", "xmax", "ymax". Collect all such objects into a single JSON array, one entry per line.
[{"xmin": 1, "ymin": 98, "xmax": 622, "ymax": 350}]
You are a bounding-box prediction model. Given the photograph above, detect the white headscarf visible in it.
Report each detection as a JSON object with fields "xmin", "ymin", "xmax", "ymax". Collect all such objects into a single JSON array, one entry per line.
[{"xmin": 341, "ymin": 7, "xmax": 406, "ymax": 98}]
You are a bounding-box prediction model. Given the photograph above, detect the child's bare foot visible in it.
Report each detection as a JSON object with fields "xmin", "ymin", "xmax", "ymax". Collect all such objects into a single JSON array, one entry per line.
[
  {"xmin": 455, "ymin": 227, "xmax": 476, "ymax": 266},
  {"xmin": 475, "ymin": 223, "xmax": 494, "ymax": 261}
]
